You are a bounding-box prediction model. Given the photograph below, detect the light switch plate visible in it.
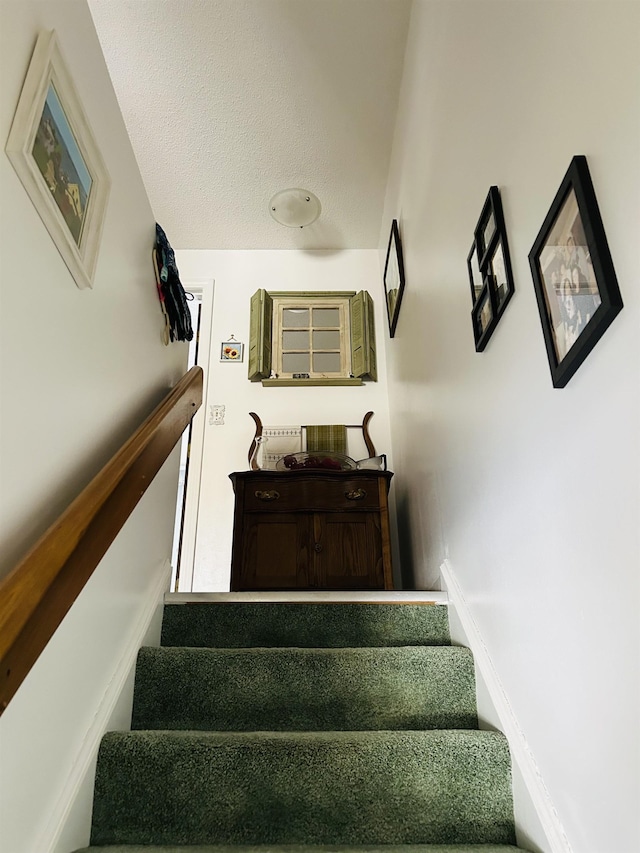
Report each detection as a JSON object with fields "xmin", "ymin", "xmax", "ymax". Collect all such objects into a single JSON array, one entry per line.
[{"xmin": 209, "ymin": 404, "xmax": 225, "ymax": 425}]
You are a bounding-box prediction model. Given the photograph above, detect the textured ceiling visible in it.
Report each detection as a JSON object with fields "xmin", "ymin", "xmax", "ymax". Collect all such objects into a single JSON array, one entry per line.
[{"xmin": 88, "ymin": 0, "xmax": 412, "ymax": 250}]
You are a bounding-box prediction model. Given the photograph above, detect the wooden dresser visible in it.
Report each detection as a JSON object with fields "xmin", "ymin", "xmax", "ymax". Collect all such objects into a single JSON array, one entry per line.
[{"xmin": 229, "ymin": 470, "xmax": 393, "ymax": 591}]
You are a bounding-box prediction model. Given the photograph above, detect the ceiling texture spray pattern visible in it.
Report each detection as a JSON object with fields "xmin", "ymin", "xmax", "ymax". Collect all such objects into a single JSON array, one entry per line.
[{"xmin": 89, "ymin": 0, "xmax": 411, "ymax": 250}]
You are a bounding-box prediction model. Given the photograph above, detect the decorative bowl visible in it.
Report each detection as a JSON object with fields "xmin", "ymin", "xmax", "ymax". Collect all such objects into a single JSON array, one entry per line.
[{"xmin": 275, "ymin": 451, "xmax": 356, "ymax": 472}]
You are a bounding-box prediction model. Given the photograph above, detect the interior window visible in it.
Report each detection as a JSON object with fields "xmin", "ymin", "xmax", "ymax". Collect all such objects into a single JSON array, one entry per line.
[
  {"xmin": 247, "ymin": 288, "xmax": 376, "ymax": 385},
  {"xmin": 274, "ymin": 297, "xmax": 350, "ymax": 379}
]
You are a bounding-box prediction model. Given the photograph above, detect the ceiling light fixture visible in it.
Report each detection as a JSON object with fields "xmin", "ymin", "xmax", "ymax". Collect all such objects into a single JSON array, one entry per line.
[{"xmin": 269, "ymin": 188, "xmax": 321, "ymax": 228}]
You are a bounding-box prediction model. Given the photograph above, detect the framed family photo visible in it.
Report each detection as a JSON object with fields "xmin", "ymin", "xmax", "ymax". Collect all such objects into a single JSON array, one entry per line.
[
  {"xmin": 5, "ymin": 30, "xmax": 110, "ymax": 289},
  {"xmin": 383, "ymin": 219, "xmax": 406, "ymax": 337},
  {"xmin": 528, "ymin": 156, "xmax": 623, "ymax": 388},
  {"xmin": 467, "ymin": 186, "xmax": 515, "ymax": 351}
]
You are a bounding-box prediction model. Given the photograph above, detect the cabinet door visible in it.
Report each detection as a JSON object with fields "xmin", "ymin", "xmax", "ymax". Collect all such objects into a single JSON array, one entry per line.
[
  {"xmin": 314, "ymin": 512, "xmax": 384, "ymax": 589},
  {"xmin": 238, "ymin": 513, "xmax": 312, "ymax": 589}
]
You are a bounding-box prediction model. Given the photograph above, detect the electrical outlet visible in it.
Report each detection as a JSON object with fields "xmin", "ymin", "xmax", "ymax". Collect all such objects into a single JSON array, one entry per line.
[{"xmin": 209, "ymin": 404, "xmax": 225, "ymax": 425}]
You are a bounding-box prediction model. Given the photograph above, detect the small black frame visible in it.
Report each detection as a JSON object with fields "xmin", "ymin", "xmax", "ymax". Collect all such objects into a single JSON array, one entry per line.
[
  {"xmin": 467, "ymin": 186, "xmax": 515, "ymax": 351},
  {"xmin": 383, "ymin": 219, "xmax": 405, "ymax": 337},
  {"xmin": 528, "ymin": 155, "xmax": 623, "ymax": 388}
]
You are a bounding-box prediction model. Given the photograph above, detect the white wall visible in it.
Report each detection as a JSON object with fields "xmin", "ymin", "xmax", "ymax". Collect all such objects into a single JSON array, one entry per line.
[
  {"xmin": 381, "ymin": 3, "xmax": 639, "ymax": 853},
  {"xmin": 176, "ymin": 249, "xmax": 394, "ymax": 591},
  {"xmin": 0, "ymin": 2, "xmax": 188, "ymax": 851}
]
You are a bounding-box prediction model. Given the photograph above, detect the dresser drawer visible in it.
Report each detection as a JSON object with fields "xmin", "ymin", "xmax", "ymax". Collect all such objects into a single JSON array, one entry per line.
[{"xmin": 242, "ymin": 475, "xmax": 381, "ymax": 513}]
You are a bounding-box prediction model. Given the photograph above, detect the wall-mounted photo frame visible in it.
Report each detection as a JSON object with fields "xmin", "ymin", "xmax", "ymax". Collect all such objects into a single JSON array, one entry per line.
[
  {"xmin": 528, "ymin": 156, "xmax": 623, "ymax": 388},
  {"xmin": 467, "ymin": 186, "xmax": 515, "ymax": 351},
  {"xmin": 383, "ymin": 219, "xmax": 405, "ymax": 338},
  {"xmin": 220, "ymin": 338, "xmax": 244, "ymax": 362},
  {"xmin": 471, "ymin": 281, "xmax": 495, "ymax": 350},
  {"xmin": 5, "ymin": 30, "xmax": 110, "ymax": 289}
]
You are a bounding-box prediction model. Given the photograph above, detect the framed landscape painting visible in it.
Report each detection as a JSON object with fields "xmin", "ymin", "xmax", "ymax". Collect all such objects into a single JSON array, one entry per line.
[
  {"xmin": 5, "ymin": 30, "xmax": 110, "ymax": 289},
  {"xmin": 528, "ymin": 156, "xmax": 623, "ymax": 388}
]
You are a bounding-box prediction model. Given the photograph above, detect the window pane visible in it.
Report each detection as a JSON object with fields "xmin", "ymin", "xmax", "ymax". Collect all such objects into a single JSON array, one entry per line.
[
  {"xmin": 283, "ymin": 308, "xmax": 309, "ymax": 328},
  {"xmin": 283, "ymin": 330, "xmax": 309, "ymax": 350},
  {"xmin": 313, "ymin": 330, "xmax": 341, "ymax": 349},
  {"xmin": 282, "ymin": 352, "xmax": 310, "ymax": 373},
  {"xmin": 313, "ymin": 352, "xmax": 341, "ymax": 373},
  {"xmin": 312, "ymin": 307, "xmax": 340, "ymax": 327}
]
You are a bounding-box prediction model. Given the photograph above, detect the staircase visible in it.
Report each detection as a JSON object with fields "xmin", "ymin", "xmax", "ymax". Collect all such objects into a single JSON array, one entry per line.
[{"xmin": 73, "ymin": 601, "xmax": 532, "ymax": 853}]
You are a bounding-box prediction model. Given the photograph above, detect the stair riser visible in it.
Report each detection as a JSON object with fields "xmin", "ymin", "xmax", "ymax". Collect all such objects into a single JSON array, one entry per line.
[
  {"xmin": 161, "ymin": 603, "xmax": 451, "ymax": 648},
  {"xmin": 132, "ymin": 646, "xmax": 478, "ymax": 731},
  {"xmin": 91, "ymin": 730, "xmax": 515, "ymax": 847}
]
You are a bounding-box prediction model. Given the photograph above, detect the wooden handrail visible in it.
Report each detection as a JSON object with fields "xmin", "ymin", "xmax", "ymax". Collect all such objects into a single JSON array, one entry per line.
[{"xmin": 0, "ymin": 366, "xmax": 203, "ymax": 715}]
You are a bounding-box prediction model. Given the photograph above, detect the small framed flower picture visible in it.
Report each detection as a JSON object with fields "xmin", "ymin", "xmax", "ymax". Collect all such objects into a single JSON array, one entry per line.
[{"xmin": 220, "ymin": 339, "xmax": 244, "ymax": 362}]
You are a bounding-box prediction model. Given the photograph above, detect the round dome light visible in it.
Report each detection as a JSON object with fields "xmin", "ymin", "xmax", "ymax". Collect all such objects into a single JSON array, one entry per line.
[{"xmin": 269, "ymin": 188, "xmax": 321, "ymax": 228}]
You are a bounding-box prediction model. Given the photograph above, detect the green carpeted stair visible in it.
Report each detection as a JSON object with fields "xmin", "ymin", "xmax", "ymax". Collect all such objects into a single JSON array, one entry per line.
[
  {"xmin": 73, "ymin": 602, "xmax": 532, "ymax": 853},
  {"xmin": 159, "ymin": 602, "xmax": 453, "ymax": 648},
  {"xmin": 72, "ymin": 848, "xmax": 527, "ymax": 853},
  {"xmin": 131, "ymin": 645, "xmax": 478, "ymax": 731}
]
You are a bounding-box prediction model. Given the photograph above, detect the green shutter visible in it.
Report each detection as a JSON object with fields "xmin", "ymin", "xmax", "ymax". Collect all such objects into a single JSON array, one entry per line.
[
  {"xmin": 350, "ymin": 290, "xmax": 377, "ymax": 381},
  {"xmin": 248, "ymin": 289, "xmax": 273, "ymax": 380}
]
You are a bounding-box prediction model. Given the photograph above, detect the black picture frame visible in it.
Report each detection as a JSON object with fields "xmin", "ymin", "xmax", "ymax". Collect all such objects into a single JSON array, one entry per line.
[
  {"xmin": 383, "ymin": 219, "xmax": 405, "ymax": 337},
  {"xmin": 528, "ymin": 155, "xmax": 623, "ymax": 388},
  {"xmin": 467, "ymin": 186, "xmax": 515, "ymax": 351},
  {"xmin": 471, "ymin": 279, "xmax": 497, "ymax": 352}
]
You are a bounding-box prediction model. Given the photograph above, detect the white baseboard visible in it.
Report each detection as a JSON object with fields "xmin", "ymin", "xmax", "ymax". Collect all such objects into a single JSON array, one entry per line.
[
  {"xmin": 440, "ymin": 559, "xmax": 572, "ymax": 853},
  {"xmin": 39, "ymin": 561, "xmax": 171, "ymax": 853}
]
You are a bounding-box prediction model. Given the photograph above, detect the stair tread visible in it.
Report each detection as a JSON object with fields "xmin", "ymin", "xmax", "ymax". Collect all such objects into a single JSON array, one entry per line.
[
  {"xmin": 91, "ymin": 730, "xmax": 515, "ymax": 847},
  {"xmin": 161, "ymin": 603, "xmax": 451, "ymax": 648},
  {"xmin": 132, "ymin": 645, "xmax": 477, "ymax": 732},
  {"xmin": 75, "ymin": 845, "xmax": 531, "ymax": 853},
  {"xmin": 99, "ymin": 728, "xmax": 508, "ymax": 743},
  {"xmin": 88, "ymin": 602, "xmax": 520, "ymax": 851}
]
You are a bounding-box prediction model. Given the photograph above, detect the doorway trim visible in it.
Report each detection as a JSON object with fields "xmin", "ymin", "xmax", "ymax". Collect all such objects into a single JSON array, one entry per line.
[{"xmin": 172, "ymin": 279, "xmax": 214, "ymax": 591}]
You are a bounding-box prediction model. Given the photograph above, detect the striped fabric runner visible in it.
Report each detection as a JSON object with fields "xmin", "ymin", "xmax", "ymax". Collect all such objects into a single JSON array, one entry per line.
[
  {"xmin": 305, "ymin": 425, "xmax": 347, "ymax": 455},
  {"xmin": 262, "ymin": 426, "xmax": 302, "ymax": 469}
]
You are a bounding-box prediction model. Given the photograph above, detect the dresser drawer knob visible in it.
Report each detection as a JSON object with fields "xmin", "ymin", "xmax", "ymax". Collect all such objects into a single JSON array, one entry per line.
[
  {"xmin": 255, "ymin": 489, "xmax": 280, "ymax": 501},
  {"xmin": 345, "ymin": 488, "xmax": 366, "ymax": 500}
]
